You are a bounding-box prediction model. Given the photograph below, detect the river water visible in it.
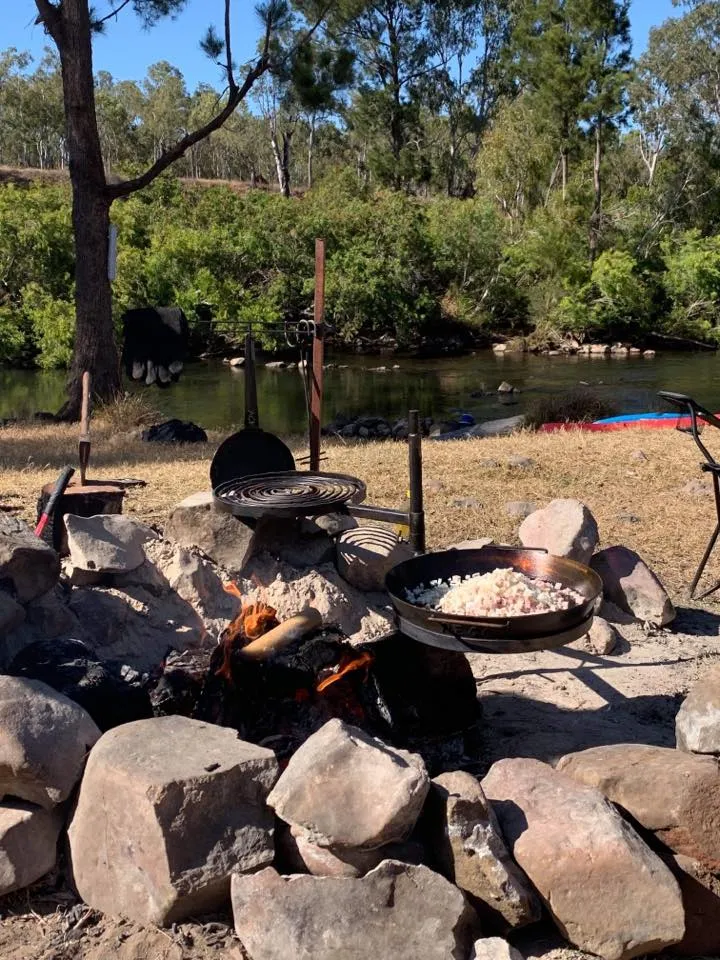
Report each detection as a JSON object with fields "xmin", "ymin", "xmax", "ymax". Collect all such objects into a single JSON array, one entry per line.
[{"xmin": 1, "ymin": 351, "xmax": 719, "ymax": 432}]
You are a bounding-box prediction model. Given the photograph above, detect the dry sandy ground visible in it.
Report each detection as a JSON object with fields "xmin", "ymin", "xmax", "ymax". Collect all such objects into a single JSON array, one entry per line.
[{"xmin": 2, "ymin": 419, "xmax": 720, "ymax": 957}]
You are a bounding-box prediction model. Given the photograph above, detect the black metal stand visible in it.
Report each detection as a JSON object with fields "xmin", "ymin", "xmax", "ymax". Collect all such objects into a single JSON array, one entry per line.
[
  {"xmin": 347, "ymin": 409, "xmax": 426, "ymax": 553},
  {"xmin": 657, "ymin": 390, "xmax": 720, "ymax": 599},
  {"xmin": 689, "ymin": 468, "xmax": 720, "ymax": 600}
]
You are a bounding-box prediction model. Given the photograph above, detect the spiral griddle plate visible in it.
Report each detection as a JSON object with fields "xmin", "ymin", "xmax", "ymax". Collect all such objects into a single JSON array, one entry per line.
[{"xmin": 213, "ymin": 471, "xmax": 367, "ymax": 519}]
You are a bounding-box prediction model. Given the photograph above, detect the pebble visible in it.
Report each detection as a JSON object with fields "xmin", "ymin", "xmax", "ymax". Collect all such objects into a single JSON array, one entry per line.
[{"xmin": 507, "ymin": 455, "xmax": 535, "ymax": 469}]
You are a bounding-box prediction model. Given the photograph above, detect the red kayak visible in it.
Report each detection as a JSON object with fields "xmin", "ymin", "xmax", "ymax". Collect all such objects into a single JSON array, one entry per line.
[{"xmin": 539, "ymin": 412, "xmax": 720, "ymax": 433}]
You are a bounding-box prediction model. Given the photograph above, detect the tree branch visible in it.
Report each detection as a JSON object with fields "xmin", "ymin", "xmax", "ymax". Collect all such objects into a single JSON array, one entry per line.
[
  {"xmin": 106, "ymin": 57, "xmax": 268, "ymax": 199},
  {"xmin": 106, "ymin": 1, "xmax": 333, "ymax": 201},
  {"xmin": 34, "ymin": 0, "xmax": 61, "ymax": 39},
  {"xmin": 95, "ymin": 0, "xmax": 133, "ymax": 27},
  {"xmin": 224, "ymin": 0, "xmax": 236, "ymax": 94}
]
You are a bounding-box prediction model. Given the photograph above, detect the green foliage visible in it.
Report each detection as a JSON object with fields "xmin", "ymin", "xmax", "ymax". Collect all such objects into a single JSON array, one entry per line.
[
  {"xmin": 21, "ymin": 283, "xmax": 75, "ymax": 369},
  {"xmin": 554, "ymin": 250, "xmax": 653, "ymax": 339},
  {"xmin": 661, "ymin": 231, "xmax": 720, "ymax": 340},
  {"xmin": 0, "ymin": 0, "xmax": 719, "ymax": 362}
]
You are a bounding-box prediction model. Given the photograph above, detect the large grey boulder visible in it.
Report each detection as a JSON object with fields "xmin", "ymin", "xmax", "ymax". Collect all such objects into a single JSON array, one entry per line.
[
  {"xmin": 336, "ymin": 527, "xmax": 414, "ymax": 592},
  {"xmin": 68, "ymin": 716, "xmax": 278, "ymax": 926},
  {"xmin": 518, "ymin": 499, "xmax": 599, "ymax": 564},
  {"xmin": 268, "ymin": 719, "xmax": 429, "ymax": 850},
  {"xmin": 231, "ymin": 861, "xmax": 478, "ymax": 960},
  {"xmin": 245, "ymin": 517, "xmax": 334, "ymax": 569},
  {"xmin": 165, "ymin": 491, "xmax": 254, "ymax": 570},
  {"xmin": 482, "ymin": 758, "xmax": 684, "ymax": 960},
  {"xmin": 0, "ymin": 676, "xmax": 100, "ymax": 809},
  {"xmin": 65, "ymin": 514, "xmax": 156, "ymax": 573},
  {"xmin": 0, "ymin": 515, "xmax": 60, "ymax": 602},
  {"xmin": 0, "ymin": 801, "xmax": 63, "ymax": 895},
  {"xmin": 0, "ymin": 591, "xmax": 25, "ymax": 637},
  {"xmin": 557, "ymin": 743, "xmax": 720, "ymax": 871},
  {"xmin": 425, "ymin": 771, "xmax": 540, "ymax": 930},
  {"xmin": 590, "ymin": 546, "xmax": 675, "ymax": 625},
  {"xmin": 676, "ymin": 666, "xmax": 720, "ymax": 755}
]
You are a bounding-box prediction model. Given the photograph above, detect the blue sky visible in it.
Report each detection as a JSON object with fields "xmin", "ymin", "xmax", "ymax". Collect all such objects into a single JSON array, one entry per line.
[{"xmin": 9, "ymin": 0, "xmax": 677, "ymax": 90}]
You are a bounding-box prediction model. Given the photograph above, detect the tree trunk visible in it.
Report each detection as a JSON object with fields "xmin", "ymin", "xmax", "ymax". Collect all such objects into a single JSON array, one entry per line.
[
  {"xmin": 560, "ymin": 111, "xmax": 569, "ymax": 201},
  {"xmin": 307, "ymin": 120, "xmax": 315, "ymax": 189},
  {"xmin": 589, "ymin": 117, "xmax": 603, "ymax": 264},
  {"xmin": 270, "ymin": 117, "xmax": 288, "ymax": 196},
  {"xmin": 281, "ymin": 129, "xmax": 292, "ymax": 199},
  {"xmin": 47, "ymin": 0, "xmax": 120, "ymax": 420}
]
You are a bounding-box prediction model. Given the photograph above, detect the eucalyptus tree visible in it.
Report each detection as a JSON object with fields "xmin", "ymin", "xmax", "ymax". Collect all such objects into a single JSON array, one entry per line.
[
  {"xmin": 30, "ymin": 0, "xmax": 329, "ymax": 417},
  {"xmin": 425, "ymin": 0, "xmax": 512, "ymax": 196}
]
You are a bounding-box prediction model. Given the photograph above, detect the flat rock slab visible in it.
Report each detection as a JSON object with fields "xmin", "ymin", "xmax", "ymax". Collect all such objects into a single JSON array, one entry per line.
[
  {"xmin": 557, "ymin": 743, "xmax": 720, "ymax": 870},
  {"xmin": 519, "ymin": 499, "xmax": 599, "ymax": 564},
  {"xmin": 65, "ymin": 514, "xmax": 156, "ymax": 573},
  {"xmin": 482, "ymin": 758, "xmax": 684, "ymax": 960},
  {"xmin": 425, "ymin": 771, "xmax": 540, "ymax": 930},
  {"xmin": 591, "ymin": 546, "xmax": 675, "ymax": 626},
  {"xmin": 68, "ymin": 716, "xmax": 278, "ymax": 926},
  {"xmin": 0, "ymin": 514, "xmax": 60, "ymax": 602},
  {"xmin": 268, "ymin": 719, "xmax": 429, "ymax": 850},
  {"xmin": 232, "ymin": 861, "xmax": 477, "ymax": 960},
  {"xmin": 676, "ymin": 665, "xmax": 720, "ymax": 754},
  {"xmin": 0, "ymin": 801, "xmax": 63, "ymax": 895},
  {"xmin": 166, "ymin": 491, "xmax": 254, "ymax": 571},
  {"xmin": 0, "ymin": 676, "xmax": 100, "ymax": 809}
]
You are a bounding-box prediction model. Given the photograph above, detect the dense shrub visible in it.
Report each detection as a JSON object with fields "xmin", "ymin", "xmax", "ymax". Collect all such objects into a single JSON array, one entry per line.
[
  {"xmin": 524, "ymin": 388, "xmax": 618, "ymax": 430},
  {"xmin": 1, "ymin": 173, "xmax": 720, "ymax": 370}
]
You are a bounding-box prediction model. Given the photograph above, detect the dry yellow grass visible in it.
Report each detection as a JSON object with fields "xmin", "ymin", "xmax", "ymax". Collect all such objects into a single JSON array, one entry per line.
[{"xmin": 2, "ymin": 420, "xmax": 718, "ymax": 599}]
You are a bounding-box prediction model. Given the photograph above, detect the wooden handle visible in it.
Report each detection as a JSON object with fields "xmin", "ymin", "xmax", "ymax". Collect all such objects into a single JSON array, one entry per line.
[{"xmin": 80, "ymin": 372, "xmax": 91, "ymax": 437}]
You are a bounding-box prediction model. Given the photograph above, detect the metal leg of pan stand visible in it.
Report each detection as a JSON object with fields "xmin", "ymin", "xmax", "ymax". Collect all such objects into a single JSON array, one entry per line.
[
  {"xmin": 408, "ymin": 409, "xmax": 426, "ymax": 554},
  {"xmin": 690, "ymin": 471, "xmax": 720, "ymax": 600}
]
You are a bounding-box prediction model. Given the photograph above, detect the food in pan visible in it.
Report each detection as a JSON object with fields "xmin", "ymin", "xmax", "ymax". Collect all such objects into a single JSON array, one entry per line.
[{"xmin": 406, "ymin": 567, "xmax": 584, "ymax": 617}]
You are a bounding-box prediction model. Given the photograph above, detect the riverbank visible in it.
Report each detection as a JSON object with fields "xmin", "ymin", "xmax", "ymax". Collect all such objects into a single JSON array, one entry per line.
[{"xmin": 1, "ymin": 420, "xmax": 717, "ymax": 598}]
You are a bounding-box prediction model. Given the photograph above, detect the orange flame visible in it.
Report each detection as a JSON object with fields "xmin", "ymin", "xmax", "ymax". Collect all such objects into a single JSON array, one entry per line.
[
  {"xmin": 242, "ymin": 601, "xmax": 279, "ymax": 641},
  {"xmin": 223, "ymin": 581, "xmax": 244, "ymax": 600},
  {"xmin": 316, "ymin": 651, "xmax": 374, "ymax": 693},
  {"xmin": 216, "ymin": 590, "xmax": 279, "ymax": 681}
]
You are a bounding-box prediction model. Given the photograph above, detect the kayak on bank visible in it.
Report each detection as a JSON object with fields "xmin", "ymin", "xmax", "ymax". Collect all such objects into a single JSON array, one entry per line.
[{"xmin": 539, "ymin": 411, "xmax": 720, "ymax": 433}]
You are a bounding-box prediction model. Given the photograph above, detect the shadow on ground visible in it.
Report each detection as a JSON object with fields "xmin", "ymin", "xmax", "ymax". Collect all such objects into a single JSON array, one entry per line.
[{"xmin": 475, "ymin": 687, "xmax": 682, "ymax": 772}]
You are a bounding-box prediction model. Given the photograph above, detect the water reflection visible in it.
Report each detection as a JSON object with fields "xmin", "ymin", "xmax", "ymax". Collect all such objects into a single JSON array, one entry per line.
[{"xmin": 1, "ymin": 351, "xmax": 718, "ymax": 433}]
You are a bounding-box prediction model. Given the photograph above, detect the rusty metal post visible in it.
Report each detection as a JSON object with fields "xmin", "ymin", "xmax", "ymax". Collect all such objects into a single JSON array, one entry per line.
[
  {"xmin": 310, "ymin": 238, "xmax": 326, "ymax": 472},
  {"xmin": 408, "ymin": 409, "xmax": 426, "ymax": 553}
]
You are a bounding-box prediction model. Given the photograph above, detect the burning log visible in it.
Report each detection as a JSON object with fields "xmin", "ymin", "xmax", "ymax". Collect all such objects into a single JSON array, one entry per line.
[{"xmin": 241, "ymin": 609, "xmax": 323, "ymax": 661}]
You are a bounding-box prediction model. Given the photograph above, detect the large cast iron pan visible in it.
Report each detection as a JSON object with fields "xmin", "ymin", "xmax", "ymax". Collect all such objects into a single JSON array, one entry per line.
[
  {"xmin": 210, "ymin": 333, "xmax": 295, "ymax": 489},
  {"xmin": 386, "ymin": 545, "xmax": 602, "ymax": 647}
]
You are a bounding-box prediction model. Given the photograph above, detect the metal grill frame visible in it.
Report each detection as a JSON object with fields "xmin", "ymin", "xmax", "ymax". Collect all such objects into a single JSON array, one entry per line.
[{"xmin": 213, "ymin": 470, "xmax": 367, "ymax": 519}]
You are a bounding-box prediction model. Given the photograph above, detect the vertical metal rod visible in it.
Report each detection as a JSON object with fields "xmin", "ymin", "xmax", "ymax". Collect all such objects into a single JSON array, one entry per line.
[
  {"xmin": 408, "ymin": 409, "xmax": 425, "ymax": 554},
  {"xmin": 310, "ymin": 238, "xmax": 326, "ymax": 472}
]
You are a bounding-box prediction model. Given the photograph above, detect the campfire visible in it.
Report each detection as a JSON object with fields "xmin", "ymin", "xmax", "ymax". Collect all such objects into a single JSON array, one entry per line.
[{"xmin": 172, "ymin": 580, "xmax": 481, "ymax": 771}]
